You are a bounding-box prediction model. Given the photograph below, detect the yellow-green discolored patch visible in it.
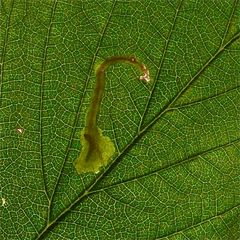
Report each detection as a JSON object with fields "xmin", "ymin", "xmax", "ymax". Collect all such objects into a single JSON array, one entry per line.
[{"xmin": 74, "ymin": 127, "xmax": 115, "ymax": 173}]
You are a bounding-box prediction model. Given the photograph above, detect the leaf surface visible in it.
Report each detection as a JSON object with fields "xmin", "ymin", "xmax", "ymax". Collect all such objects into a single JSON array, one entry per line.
[{"xmin": 1, "ymin": 0, "xmax": 240, "ymax": 239}]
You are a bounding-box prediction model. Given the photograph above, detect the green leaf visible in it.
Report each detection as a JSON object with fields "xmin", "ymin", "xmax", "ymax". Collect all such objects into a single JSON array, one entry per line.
[{"xmin": 1, "ymin": 0, "xmax": 240, "ymax": 239}]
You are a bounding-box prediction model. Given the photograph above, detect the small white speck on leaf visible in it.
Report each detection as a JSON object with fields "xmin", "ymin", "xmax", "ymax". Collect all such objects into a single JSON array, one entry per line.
[
  {"xmin": 16, "ymin": 128, "xmax": 24, "ymax": 134},
  {"xmin": 2, "ymin": 198, "xmax": 6, "ymax": 207},
  {"xmin": 140, "ymin": 69, "xmax": 150, "ymax": 83}
]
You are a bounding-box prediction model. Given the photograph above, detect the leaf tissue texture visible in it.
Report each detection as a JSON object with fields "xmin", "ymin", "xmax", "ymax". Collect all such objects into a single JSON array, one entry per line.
[{"xmin": 1, "ymin": 0, "xmax": 240, "ymax": 239}]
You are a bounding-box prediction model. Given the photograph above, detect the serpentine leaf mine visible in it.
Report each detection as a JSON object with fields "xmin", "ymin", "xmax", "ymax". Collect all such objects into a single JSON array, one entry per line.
[{"xmin": 74, "ymin": 56, "xmax": 150, "ymax": 174}]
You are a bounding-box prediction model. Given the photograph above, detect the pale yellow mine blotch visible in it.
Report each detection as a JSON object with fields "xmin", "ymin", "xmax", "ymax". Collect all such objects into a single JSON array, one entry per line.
[
  {"xmin": 74, "ymin": 56, "xmax": 150, "ymax": 174},
  {"xmin": 74, "ymin": 127, "xmax": 115, "ymax": 174}
]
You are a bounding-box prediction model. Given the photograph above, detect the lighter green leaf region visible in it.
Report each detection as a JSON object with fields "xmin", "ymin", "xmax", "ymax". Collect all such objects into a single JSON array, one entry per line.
[{"xmin": 74, "ymin": 127, "xmax": 115, "ymax": 173}]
